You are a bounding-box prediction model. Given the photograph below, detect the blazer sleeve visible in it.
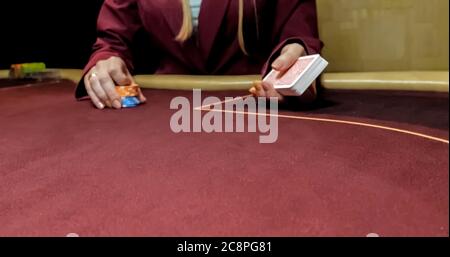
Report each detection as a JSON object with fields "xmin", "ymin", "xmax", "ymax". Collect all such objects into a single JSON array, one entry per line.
[
  {"xmin": 261, "ymin": 0, "xmax": 323, "ymax": 76},
  {"xmin": 76, "ymin": 0, "xmax": 142, "ymax": 99}
]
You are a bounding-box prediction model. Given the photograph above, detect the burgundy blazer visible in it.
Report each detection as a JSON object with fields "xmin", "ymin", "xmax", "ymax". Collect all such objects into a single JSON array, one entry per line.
[{"xmin": 76, "ymin": 0, "xmax": 323, "ymax": 98}]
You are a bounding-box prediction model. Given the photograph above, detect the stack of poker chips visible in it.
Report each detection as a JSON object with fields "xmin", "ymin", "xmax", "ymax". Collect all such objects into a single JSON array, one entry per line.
[
  {"xmin": 115, "ymin": 84, "xmax": 141, "ymax": 108},
  {"xmin": 9, "ymin": 63, "xmax": 61, "ymax": 80}
]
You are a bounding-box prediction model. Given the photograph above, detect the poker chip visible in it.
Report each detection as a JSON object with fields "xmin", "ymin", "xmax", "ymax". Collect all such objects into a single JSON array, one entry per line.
[
  {"xmin": 115, "ymin": 84, "xmax": 140, "ymax": 97},
  {"xmin": 9, "ymin": 62, "xmax": 48, "ymax": 79},
  {"xmin": 114, "ymin": 84, "xmax": 142, "ymax": 108},
  {"xmin": 121, "ymin": 96, "xmax": 141, "ymax": 108}
]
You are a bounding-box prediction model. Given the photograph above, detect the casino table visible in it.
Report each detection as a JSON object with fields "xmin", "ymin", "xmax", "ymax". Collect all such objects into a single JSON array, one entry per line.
[{"xmin": 0, "ymin": 71, "xmax": 448, "ymax": 237}]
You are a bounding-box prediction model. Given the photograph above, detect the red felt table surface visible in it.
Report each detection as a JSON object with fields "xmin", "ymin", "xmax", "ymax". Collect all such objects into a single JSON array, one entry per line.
[{"xmin": 0, "ymin": 80, "xmax": 448, "ymax": 237}]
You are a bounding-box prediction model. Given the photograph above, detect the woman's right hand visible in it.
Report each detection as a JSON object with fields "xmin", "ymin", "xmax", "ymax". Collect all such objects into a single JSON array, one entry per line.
[{"xmin": 84, "ymin": 56, "xmax": 147, "ymax": 109}]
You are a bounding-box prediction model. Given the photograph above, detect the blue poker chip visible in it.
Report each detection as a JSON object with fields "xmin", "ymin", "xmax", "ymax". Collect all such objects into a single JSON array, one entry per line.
[
  {"xmin": 121, "ymin": 96, "xmax": 140, "ymax": 108},
  {"xmin": 121, "ymin": 103, "xmax": 137, "ymax": 108}
]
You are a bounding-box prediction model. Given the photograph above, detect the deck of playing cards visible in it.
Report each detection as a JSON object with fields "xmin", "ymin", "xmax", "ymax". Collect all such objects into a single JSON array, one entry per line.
[{"xmin": 263, "ymin": 54, "xmax": 329, "ymax": 96}]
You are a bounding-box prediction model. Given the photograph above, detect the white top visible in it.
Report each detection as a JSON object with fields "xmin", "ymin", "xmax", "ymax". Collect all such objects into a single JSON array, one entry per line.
[{"xmin": 190, "ymin": 0, "xmax": 202, "ymax": 29}]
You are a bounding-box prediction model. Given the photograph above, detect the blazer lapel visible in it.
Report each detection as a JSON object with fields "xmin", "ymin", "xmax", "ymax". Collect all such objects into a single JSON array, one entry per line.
[
  {"xmin": 157, "ymin": 0, "xmax": 184, "ymax": 39},
  {"xmin": 198, "ymin": 0, "xmax": 231, "ymax": 59}
]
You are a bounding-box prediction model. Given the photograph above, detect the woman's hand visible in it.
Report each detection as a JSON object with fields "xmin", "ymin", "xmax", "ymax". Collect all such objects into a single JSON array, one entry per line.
[
  {"xmin": 84, "ymin": 56, "xmax": 147, "ymax": 109},
  {"xmin": 249, "ymin": 80, "xmax": 284, "ymax": 101},
  {"xmin": 250, "ymin": 43, "xmax": 316, "ymax": 102}
]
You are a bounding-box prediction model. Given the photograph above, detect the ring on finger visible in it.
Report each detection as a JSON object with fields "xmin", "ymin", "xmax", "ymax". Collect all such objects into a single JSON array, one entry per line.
[{"xmin": 90, "ymin": 72, "xmax": 98, "ymax": 80}]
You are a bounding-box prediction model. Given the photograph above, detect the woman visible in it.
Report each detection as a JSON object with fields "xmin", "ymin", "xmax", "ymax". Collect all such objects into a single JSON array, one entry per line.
[{"xmin": 77, "ymin": 0, "xmax": 323, "ymax": 109}]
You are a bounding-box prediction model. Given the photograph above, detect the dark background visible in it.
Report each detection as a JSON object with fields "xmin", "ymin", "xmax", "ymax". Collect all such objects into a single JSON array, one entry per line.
[{"xmin": 0, "ymin": 0, "xmax": 103, "ymax": 69}]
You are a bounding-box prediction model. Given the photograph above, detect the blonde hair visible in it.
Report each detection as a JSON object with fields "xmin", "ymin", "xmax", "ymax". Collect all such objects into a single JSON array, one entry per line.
[{"xmin": 176, "ymin": 0, "xmax": 248, "ymax": 55}]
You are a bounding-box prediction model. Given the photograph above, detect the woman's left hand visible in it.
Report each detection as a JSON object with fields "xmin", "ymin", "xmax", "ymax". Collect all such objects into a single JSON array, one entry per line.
[{"xmin": 249, "ymin": 43, "xmax": 307, "ymax": 102}]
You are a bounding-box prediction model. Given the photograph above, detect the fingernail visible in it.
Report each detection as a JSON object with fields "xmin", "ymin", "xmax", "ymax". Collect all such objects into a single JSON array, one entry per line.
[
  {"xmin": 272, "ymin": 61, "xmax": 281, "ymax": 70},
  {"xmin": 249, "ymin": 87, "xmax": 256, "ymax": 94},
  {"xmin": 121, "ymin": 79, "xmax": 131, "ymax": 86},
  {"xmin": 113, "ymin": 100, "xmax": 122, "ymax": 109},
  {"xmin": 97, "ymin": 102, "xmax": 105, "ymax": 109}
]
